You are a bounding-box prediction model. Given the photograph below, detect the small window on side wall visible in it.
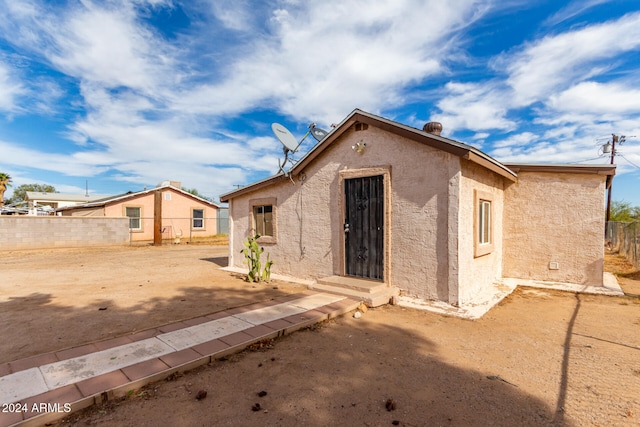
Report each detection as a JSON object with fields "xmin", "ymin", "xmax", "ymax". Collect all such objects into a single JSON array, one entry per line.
[
  {"xmin": 254, "ymin": 205, "xmax": 273, "ymax": 236},
  {"xmin": 192, "ymin": 208, "xmax": 204, "ymax": 229},
  {"xmin": 474, "ymin": 190, "xmax": 494, "ymax": 257},
  {"xmin": 478, "ymin": 200, "xmax": 491, "ymax": 245},
  {"xmin": 125, "ymin": 206, "xmax": 142, "ymax": 231},
  {"xmin": 249, "ymin": 197, "xmax": 277, "ymax": 244}
]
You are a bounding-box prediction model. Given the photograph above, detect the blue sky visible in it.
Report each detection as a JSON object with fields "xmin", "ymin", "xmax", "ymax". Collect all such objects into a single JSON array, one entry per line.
[{"xmin": 1, "ymin": 0, "xmax": 639, "ymax": 206}]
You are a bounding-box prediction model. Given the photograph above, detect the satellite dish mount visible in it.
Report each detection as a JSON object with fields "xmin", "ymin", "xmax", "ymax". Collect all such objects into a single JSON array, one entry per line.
[{"xmin": 272, "ymin": 122, "xmax": 328, "ymax": 175}]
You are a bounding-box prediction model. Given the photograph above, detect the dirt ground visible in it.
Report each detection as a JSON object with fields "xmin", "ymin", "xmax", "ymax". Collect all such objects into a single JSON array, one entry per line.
[
  {"xmin": 1, "ymin": 246, "xmax": 639, "ymax": 426},
  {"xmin": 0, "ymin": 243, "xmax": 307, "ymax": 365}
]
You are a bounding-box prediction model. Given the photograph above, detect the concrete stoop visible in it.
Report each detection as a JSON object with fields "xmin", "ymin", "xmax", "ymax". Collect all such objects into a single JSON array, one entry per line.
[{"xmin": 312, "ymin": 276, "xmax": 399, "ymax": 307}]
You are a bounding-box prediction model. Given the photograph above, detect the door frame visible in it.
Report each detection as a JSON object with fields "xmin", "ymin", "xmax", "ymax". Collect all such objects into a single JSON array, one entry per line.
[{"xmin": 338, "ymin": 166, "xmax": 392, "ymax": 285}]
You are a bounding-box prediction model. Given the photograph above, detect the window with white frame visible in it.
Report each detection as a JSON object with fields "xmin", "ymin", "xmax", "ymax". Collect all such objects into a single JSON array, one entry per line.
[
  {"xmin": 479, "ymin": 200, "xmax": 491, "ymax": 245},
  {"xmin": 192, "ymin": 208, "xmax": 204, "ymax": 229},
  {"xmin": 125, "ymin": 206, "xmax": 142, "ymax": 231},
  {"xmin": 474, "ymin": 190, "xmax": 494, "ymax": 257}
]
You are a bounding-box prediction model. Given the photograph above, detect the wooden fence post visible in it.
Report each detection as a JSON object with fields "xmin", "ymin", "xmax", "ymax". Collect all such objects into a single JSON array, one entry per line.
[{"xmin": 154, "ymin": 190, "xmax": 162, "ymax": 246}]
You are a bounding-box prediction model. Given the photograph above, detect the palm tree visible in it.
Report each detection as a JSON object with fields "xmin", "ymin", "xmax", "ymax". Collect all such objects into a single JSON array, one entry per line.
[{"xmin": 0, "ymin": 172, "xmax": 12, "ymax": 207}]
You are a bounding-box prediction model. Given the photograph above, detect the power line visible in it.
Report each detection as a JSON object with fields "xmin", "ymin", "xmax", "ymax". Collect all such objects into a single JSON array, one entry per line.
[
  {"xmin": 618, "ymin": 153, "xmax": 640, "ymax": 170},
  {"xmin": 568, "ymin": 156, "xmax": 608, "ymax": 164}
]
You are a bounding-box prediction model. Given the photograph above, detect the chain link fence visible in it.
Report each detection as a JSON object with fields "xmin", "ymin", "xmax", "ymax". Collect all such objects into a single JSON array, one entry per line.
[
  {"xmin": 606, "ymin": 221, "xmax": 640, "ymax": 269},
  {"xmin": 127, "ymin": 215, "xmax": 228, "ymax": 245}
]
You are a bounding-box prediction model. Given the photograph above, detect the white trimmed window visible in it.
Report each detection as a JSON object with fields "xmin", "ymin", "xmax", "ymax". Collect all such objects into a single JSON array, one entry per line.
[
  {"xmin": 125, "ymin": 206, "xmax": 142, "ymax": 231},
  {"xmin": 192, "ymin": 208, "xmax": 205, "ymax": 229},
  {"xmin": 474, "ymin": 190, "xmax": 494, "ymax": 257},
  {"xmin": 479, "ymin": 200, "xmax": 491, "ymax": 245}
]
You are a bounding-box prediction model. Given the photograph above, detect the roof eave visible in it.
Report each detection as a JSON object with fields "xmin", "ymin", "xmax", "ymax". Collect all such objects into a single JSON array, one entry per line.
[
  {"xmin": 219, "ymin": 174, "xmax": 288, "ymax": 202},
  {"xmin": 465, "ymin": 152, "xmax": 518, "ymax": 182},
  {"xmin": 504, "ymin": 163, "xmax": 616, "ymax": 189},
  {"xmin": 219, "ymin": 109, "xmax": 520, "ymax": 201},
  {"xmin": 503, "ymin": 163, "xmax": 616, "ymax": 175}
]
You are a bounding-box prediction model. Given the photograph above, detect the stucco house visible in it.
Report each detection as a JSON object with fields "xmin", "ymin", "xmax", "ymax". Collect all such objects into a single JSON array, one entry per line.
[
  {"xmin": 220, "ymin": 109, "xmax": 615, "ymax": 307},
  {"xmin": 59, "ymin": 181, "xmax": 221, "ymax": 243}
]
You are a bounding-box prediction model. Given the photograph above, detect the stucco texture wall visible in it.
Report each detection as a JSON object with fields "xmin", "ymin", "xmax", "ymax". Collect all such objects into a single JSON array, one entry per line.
[
  {"xmin": 155, "ymin": 189, "xmax": 219, "ymax": 240},
  {"xmin": 458, "ymin": 160, "xmax": 505, "ymax": 305},
  {"xmin": 62, "ymin": 207, "xmax": 105, "ymax": 217},
  {"xmin": 62, "ymin": 189, "xmax": 219, "ymax": 242},
  {"xmin": 503, "ymin": 171, "xmax": 606, "ymax": 286},
  {"xmin": 229, "ymin": 125, "xmax": 459, "ymax": 301},
  {"xmin": 104, "ymin": 193, "xmax": 156, "ymax": 241},
  {"xmin": 0, "ymin": 216, "xmax": 129, "ymax": 250}
]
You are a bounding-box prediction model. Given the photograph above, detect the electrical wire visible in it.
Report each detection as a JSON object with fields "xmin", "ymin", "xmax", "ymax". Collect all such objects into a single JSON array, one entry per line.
[
  {"xmin": 618, "ymin": 153, "xmax": 640, "ymax": 170},
  {"xmin": 568, "ymin": 156, "xmax": 609, "ymax": 164}
]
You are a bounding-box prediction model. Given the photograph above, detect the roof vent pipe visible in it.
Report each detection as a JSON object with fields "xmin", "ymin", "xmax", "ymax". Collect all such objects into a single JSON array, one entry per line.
[{"xmin": 423, "ymin": 122, "xmax": 443, "ymax": 136}]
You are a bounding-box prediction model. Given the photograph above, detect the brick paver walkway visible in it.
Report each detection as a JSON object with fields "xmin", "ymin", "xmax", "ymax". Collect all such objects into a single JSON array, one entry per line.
[{"xmin": 0, "ymin": 291, "xmax": 358, "ymax": 427}]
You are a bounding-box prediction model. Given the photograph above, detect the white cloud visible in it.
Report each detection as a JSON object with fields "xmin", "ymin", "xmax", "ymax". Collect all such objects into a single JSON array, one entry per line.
[
  {"xmin": 2, "ymin": 0, "xmax": 640, "ymax": 199},
  {"xmin": 207, "ymin": 0, "xmax": 256, "ymax": 31},
  {"xmin": 430, "ymin": 82, "xmax": 517, "ymax": 132},
  {"xmin": 548, "ymin": 81, "xmax": 640, "ymax": 114},
  {"xmin": 492, "ymin": 132, "xmax": 538, "ymax": 148},
  {"xmin": 432, "ymin": 7, "xmax": 640, "ymax": 170},
  {"xmin": 0, "ymin": 60, "xmax": 23, "ymax": 112},
  {"xmin": 0, "ymin": 139, "xmax": 110, "ymax": 177},
  {"xmin": 172, "ymin": 0, "xmax": 490, "ymax": 124},
  {"xmin": 502, "ymin": 11, "xmax": 640, "ymax": 106},
  {"xmin": 542, "ymin": 0, "xmax": 613, "ymax": 27},
  {"xmin": 46, "ymin": 3, "xmax": 177, "ymax": 93}
]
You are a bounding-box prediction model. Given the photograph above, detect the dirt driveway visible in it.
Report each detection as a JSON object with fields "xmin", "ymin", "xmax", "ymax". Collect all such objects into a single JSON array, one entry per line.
[
  {"xmin": 1, "ymin": 246, "xmax": 639, "ymax": 426},
  {"xmin": 0, "ymin": 244, "xmax": 306, "ymax": 365}
]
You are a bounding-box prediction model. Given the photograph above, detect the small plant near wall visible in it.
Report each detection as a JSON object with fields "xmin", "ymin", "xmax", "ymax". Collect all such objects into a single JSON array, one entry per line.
[
  {"xmin": 262, "ymin": 253, "xmax": 273, "ymax": 282},
  {"xmin": 241, "ymin": 234, "xmax": 273, "ymax": 283}
]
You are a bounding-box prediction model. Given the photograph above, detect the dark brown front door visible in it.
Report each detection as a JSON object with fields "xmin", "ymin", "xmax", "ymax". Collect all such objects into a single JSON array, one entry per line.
[{"xmin": 344, "ymin": 175, "xmax": 384, "ymax": 280}]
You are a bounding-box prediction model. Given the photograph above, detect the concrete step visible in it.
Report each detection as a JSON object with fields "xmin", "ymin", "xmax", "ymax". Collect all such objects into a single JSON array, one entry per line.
[
  {"xmin": 312, "ymin": 276, "xmax": 399, "ymax": 307},
  {"xmin": 316, "ymin": 275, "xmax": 387, "ymax": 293}
]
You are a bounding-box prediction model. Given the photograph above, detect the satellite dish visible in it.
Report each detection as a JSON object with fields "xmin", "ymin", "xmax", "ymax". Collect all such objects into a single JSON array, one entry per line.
[
  {"xmin": 272, "ymin": 123, "xmax": 299, "ymax": 153},
  {"xmin": 272, "ymin": 121, "xmax": 328, "ymax": 176},
  {"xmin": 310, "ymin": 126, "xmax": 329, "ymax": 141}
]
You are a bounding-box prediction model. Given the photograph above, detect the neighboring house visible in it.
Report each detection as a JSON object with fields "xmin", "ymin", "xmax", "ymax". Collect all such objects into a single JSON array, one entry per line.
[
  {"xmin": 0, "ymin": 205, "xmax": 28, "ymax": 215},
  {"xmin": 220, "ymin": 109, "xmax": 615, "ymax": 307},
  {"xmin": 25, "ymin": 192, "xmax": 113, "ymax": 215},
  {"xmin": 58, "ymin": 181, "xmax": 221, "ymax": 242}
]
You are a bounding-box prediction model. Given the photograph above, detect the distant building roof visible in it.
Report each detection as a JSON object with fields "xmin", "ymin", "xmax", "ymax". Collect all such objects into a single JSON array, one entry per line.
[
  {"xmin": 56, "ymin": 183, "xmax": 219, "ymax": 212},
  {"xmin": 25, "ymin": 192, "xmax": 113, "ymax": 203}
]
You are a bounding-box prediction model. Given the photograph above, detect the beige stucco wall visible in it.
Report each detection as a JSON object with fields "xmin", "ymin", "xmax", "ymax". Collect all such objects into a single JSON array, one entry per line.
[
  {"xmin": 229, "ymin": 125, "xmax": 460, "ymax": 302},
  {"xmin": 156, "ymin": 189, "xmax": 219, "ymax": 240},
  {"xmin": 228, "ymin": 124, "xmax": 608, "ymax": 303},
  {"xmin": 63, "ymin": 207, "xmax": 105, "ymax": 217},
  {"xmin": 457, "ymin": 160, "xmax": 505, "ymax": 305},
  {"xmin": 503, "ymin": 171, "xmax": 605, "ymax": 286}
]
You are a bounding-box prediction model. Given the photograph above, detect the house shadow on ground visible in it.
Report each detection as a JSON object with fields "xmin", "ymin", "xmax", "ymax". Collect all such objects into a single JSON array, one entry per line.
[
  {"xmin": 0, "ymin": 267, "xmax": 302, "ymax": 365},
  {"xmin": 200, "ymin": 256, "xmax": 229, "ymax": 267},
  {"xmin": 61, "ymin": 308, "xmax": 570, "ymax": 427}
]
